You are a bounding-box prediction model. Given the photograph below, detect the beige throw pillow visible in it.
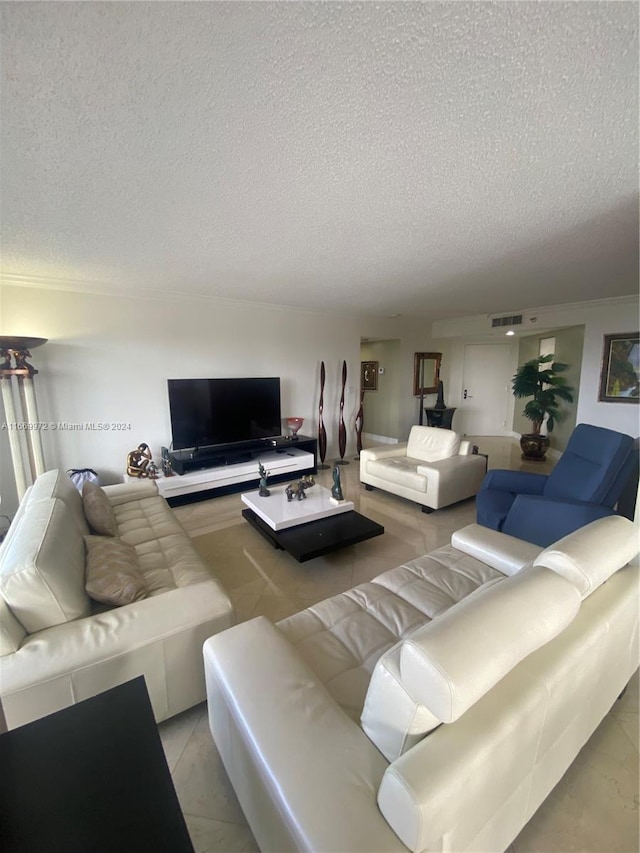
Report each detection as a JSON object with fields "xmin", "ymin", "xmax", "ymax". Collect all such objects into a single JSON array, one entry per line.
[
  {"xmin": 84, "ymin": 535, "xmax": 147, "ymax": 606},
  {"xmin": 82, "ymin": 481, "xmax": 117, "ymax": 536}
]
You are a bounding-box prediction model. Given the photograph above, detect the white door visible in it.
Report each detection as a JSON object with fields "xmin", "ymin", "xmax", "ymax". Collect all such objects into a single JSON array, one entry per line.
[{"xmin": 460, "ymin": 344, "xmax": 512, "ymax": 435}]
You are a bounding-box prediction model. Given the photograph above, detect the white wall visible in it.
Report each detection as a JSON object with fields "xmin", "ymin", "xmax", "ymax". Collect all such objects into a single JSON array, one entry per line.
[
  {"xmin": 3, "ymin": 287, "xmax": 636, "ymax": 519},
  {"xmin": 359, "ymin": 339, "xmax": 401, "ymax": 440},
  {"xmin": 359, "ymin": 323, "xmax": 452, "ymax": 443},
  {"xmin": 0, "ymin": 284, "xmax": 398, "ymax": 516},
  {"xmin": 512, "ymin": 326, "xmax": 584, "ymax": 453},
  {"xmin": 394, "ymin": 320, "xmax": 453, "ymax": 439},
  {"xmin": 433, "ymin": 296, "xmax": 639, "ymax": 439}
]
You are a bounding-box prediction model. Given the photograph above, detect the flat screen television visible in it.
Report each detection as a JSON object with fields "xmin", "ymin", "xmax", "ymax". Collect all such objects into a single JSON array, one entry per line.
[{"xmin": 167, "ymin": 377, "xmax": 282, "ymax": 451}]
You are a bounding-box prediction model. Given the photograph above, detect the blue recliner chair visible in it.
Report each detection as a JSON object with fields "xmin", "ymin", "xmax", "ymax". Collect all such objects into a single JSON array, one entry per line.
[{"xmin": 476, "ymin": 423, "xmax": 636, "ymax": 547}]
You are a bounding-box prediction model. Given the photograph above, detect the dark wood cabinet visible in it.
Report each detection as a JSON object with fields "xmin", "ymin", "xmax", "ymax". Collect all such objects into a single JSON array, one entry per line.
[{"xmin": 424, "ymin": 408, "xmax": 456, "ymax": 429}]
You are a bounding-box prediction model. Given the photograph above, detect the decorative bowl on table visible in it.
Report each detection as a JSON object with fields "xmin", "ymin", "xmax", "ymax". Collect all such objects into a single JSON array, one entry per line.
[{"xmin": 286, "ymin": 417, "xmax": 304, "ymax": 440}]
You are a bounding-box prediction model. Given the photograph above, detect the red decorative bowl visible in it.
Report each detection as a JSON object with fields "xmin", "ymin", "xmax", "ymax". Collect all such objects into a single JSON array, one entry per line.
[{"xmin": 286, "ymin": 417, "xmax": 304, "ymax": 439}]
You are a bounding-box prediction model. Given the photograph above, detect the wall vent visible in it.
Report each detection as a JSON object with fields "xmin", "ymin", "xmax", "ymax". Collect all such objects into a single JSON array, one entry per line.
[{"xmin": 491, "ymin": 314, "xmax": 523, "ymax": 328}]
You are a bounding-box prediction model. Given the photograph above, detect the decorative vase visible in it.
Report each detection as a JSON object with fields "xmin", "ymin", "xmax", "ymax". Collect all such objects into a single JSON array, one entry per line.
[
  {"xmin": 520, "ymin": 433, "xmax": 550, "ymax": 461},
  {"xmin": 286, "ymin": 417, "xmax": 304, "ymax": 440},
  {"xmin": 317, "ymin": 361, "xmax": 329, "ymax": 469},
  {"xmin": 337, "ymin": 360, "xmax": 349, "ymax": 465},
  {"xmin": 434, "ymin": 380, "xmax": 446, "ymax": 410}
]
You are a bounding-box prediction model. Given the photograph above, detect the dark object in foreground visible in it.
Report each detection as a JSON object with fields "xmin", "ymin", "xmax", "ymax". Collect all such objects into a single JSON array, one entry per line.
[{"xmin": 0, "ymin": 677, "xmax": 194, "ymax": 853}]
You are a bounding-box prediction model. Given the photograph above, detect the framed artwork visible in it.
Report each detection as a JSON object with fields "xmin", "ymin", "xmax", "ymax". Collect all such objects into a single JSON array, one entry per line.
[
  {"xmin": 413, "ymin": 352, "xmax": 442, "ymax": 396},
  {"xmin": 361, "ymin": 361, "xmax": 378, "ymax": 391},
  {"xmin": 598, "ymin": 332, "xmax": 639, "ymax": 403}
]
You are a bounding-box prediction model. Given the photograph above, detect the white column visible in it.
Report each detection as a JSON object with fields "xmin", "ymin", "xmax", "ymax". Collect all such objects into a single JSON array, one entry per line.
[
  {"xmin": 21, "ymin": 376, "xmax": 46, "ymax": 477},
  {"xmin": 0, "ymin": 376, "xmax": 29, "ymax": 500}
]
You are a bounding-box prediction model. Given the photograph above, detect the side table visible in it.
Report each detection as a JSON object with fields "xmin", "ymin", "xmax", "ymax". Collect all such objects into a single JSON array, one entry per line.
[{"xmin": 0, "ymin": 677, "xmax": 194, "ymax": 852}]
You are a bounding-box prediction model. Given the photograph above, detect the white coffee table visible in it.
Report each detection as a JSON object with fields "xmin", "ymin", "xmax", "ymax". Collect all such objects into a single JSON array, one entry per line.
[{"xmin": 241, "ymin": 484, "xmax": 354, "ymax": 531}]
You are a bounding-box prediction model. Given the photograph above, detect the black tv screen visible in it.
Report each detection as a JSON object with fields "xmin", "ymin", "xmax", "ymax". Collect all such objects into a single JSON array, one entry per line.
[{"xmin": 168, "ymin": 378, "xmax": 282, "ymax": 450}]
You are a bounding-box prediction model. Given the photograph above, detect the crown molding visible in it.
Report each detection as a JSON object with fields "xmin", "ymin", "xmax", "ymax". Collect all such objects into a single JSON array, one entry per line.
[
  {"xmin": 485, "ymin": 294, "xmax": 639, "ymax": 317},
  {"xmin": 0, "ymin": 271, "xmax": 345, "ymax": 318}
]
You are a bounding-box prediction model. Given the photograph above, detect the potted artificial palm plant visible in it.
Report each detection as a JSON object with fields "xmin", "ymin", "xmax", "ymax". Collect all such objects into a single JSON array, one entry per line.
[{"xmin": 512, "ymin": 353, "xmax": 574, "ymax": 460}]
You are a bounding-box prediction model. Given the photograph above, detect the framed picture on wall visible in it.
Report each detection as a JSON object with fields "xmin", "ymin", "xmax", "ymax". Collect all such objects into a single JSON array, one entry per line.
[
  {"xmin": 361, "ymin": 361, "xmax": 378, "ymax": 391},
  {"xmin": 598, "ymin": 332, "xmax": 639, "ymax": 403}
]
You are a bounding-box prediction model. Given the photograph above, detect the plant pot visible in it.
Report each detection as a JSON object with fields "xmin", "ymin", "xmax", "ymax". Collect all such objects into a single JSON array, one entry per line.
[{"xmin": 520, "ymin": 433, "xmax": 550, "ymax": 461}]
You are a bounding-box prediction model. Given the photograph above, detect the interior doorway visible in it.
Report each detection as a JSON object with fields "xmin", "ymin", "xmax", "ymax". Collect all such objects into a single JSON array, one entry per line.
[{"xmin": 460, "ymin": 343, "xmax": 512, "ymax": 435}]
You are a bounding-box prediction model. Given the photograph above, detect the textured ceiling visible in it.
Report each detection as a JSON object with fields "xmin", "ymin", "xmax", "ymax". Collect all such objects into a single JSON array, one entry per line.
[{"xmin": 1, "ymin": 1, "xmax": 638, "ymax": 319}]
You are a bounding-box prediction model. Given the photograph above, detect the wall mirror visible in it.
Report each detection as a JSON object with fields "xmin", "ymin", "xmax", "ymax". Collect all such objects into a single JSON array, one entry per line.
[{"xmin": 413, "ymin": 352, "xmax": 442, "ymax": 396}]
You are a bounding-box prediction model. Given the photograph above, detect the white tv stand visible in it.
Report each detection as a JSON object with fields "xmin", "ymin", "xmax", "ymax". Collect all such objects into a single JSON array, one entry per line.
[{"xmin": 157, "ymin": 445, "xmax": 316, "ymax": 506}]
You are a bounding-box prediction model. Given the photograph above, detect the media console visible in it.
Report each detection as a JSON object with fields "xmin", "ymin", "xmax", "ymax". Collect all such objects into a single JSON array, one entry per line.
[{"xmin": 158, "ymin": 436, "xmax": 317, "ymax": 506}]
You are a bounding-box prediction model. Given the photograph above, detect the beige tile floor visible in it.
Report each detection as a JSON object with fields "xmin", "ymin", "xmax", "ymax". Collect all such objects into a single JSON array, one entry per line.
[{"xmin": 160, "ymin": 436, "xmax": 639, "ymax": 853}]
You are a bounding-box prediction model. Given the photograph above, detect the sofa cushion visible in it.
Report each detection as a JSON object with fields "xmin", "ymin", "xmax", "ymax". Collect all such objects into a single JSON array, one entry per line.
[
  {"xmin": 30, "ymin": 469, "xmax": 90, "ymax": 535},
  {"xmin": 406, "ymin": 426, "xmax": 461, "ymax": 463},
  {"xmin": 399, "ymin": 565, "xmax": 581, "ymax": 723},
  {"xmin": 533, "ymin": 515, "xmax": 639, "ymax": 599},
  {"xmin": 0, "ymin": 498, "xmax": 91, "ymax": 633},
  {"xmin": 276, "ymin": 543, "xmax": 504, "ymax": 721},
  {"xmin": 110, "ymin": 495, "xmax": 213, "ymax": 594},
  {"xmin": 84, "ymin": 535, "xmax": 147, "ymax": 606},
  {"xmin": 366, "ymin": 457, "xmax": 428, "ymax": 492},
  {"xmin": 82, "ymin": 482, "xmax": 117, "ymax": 536}
]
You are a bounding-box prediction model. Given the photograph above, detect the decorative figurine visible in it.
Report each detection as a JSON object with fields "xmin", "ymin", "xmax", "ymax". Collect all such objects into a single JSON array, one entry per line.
[
  {"xmin": 258, "ymin": 462, "xmax": 270, "ymax": 497},
  {"xmin": 286, "ymin": 483, "xmax": 305, "ymax": 501},
  {"xmin": 331, "ymin": 463, "xmax": 344, "ymax": 502},
  {"xmin": 14, "ymin": 348, "xmax": 33, "ymax": 372},
  {"xmin": 285, "ymin": 475, "xmax": 315, "ymax": 501},
  {"xmin": 434, "ymin": 380, "xmax": 446, "ymax": 411},
  {"xmin": 127, "ymin": 443, "xmax": 152, "ymax": 477},
  {"xmin": 146, "ymin": 460, "xmax": 160, "ymax": 479},
  {"xmin": 0, "ymin": 349, "xmax": 12, "ymax": 371}
]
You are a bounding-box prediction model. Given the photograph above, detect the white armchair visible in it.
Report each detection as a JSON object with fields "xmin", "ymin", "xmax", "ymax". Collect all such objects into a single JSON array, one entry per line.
[{"xmin": 360, "ymin": 426, "xmax": 487, "ymax": 512}]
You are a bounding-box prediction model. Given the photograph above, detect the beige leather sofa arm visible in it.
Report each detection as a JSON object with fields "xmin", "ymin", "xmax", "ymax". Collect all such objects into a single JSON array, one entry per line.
[
  {"xmin": 360, "ymin": 443, "xmax": 408, "ymax": 462},
  {"xmin": 377, "ymin": 660, "xmax": 539, "ymax": 853},
  {"xmin": 204, "ymin": 616, "xmax": 403, "ymax": 853},
  {"xmin": 1, "ymin": 580, "xmax": 233, "ymax": 728},
  {"xmin": 451, "ymin": 523, "xmax": 543, "ymax": 576}
]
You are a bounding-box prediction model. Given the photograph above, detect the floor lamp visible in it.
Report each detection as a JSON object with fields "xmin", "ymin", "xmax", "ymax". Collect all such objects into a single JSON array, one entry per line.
[{"xmin": 0, "ymin": 336, "xmax": 48, "ymax": 501}]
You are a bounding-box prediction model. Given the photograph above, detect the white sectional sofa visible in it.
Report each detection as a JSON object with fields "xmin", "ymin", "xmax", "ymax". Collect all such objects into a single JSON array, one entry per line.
[
  {"xmin": 360, "ymin": 425, "xmax": 487, "ymax": 512},
  {"xmin": 204, "ymin": 515, "xmax": 639, "ymax": 853},
  {"xmin": 0, "ymin": 469, "xmax": 234, "ymax": 730}
]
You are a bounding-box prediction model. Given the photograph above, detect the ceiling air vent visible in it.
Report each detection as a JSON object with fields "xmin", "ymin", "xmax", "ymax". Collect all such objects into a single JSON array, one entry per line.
[{"xmin": 491, "ymin": 314, "xmax": 523, "ymax": 328}]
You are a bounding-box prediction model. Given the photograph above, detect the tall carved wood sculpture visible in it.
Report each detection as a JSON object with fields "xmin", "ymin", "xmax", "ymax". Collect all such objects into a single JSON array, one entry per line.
[
  {"xmin": 317, "ymin": 361, "xmax": 329, "ymax": 469},
  {"xmin": 337, "ymin": 360, "xmax": 349, "ymax": 464},
  {"xmin": 354, "ymin": 388, "xmax": 365, "ymax": 459}
]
